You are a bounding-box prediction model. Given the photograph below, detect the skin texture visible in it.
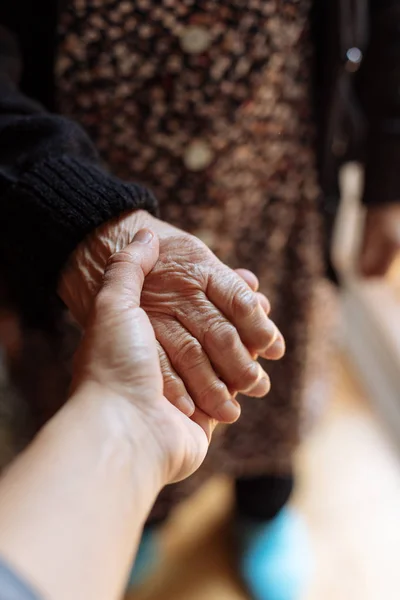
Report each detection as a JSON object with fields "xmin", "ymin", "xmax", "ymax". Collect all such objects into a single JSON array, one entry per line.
[
  {"xmin": 73, "ymin": 229, "xmax": 215, "ymax": 482},
  {"xmin": 0, "ymin": 231, "xmax": 219, "ymax": 600},
  {"xmin": 59, "ymin": 210, "xmax": 285, "ymax": 424},
  {"xmin": 359, "ymin": 204, "xmax": 400, "ymax": 277}
]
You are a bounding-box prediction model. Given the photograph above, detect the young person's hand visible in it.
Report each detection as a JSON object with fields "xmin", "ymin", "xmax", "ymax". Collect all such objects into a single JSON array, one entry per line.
[
  {"xmin": 0, "ymin": 231, "xmax": 221, "ymax": 600},
  {"xmin": 73, "ymin": 229, "xmax": 216, "ymax": 485},
  {"xmin": 359, "ymin": 204, "xmax": 400, "ymax": 277},
  {"xmin": 60, "ymin": 210, "xmax": 285, "ymax": 425}
]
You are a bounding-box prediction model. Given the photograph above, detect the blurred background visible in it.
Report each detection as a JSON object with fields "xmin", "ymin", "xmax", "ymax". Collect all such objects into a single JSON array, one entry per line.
[
  {"xmin": 1, "ymin": 3, "xmax": 400, "ymax": 600},
  {"xmin": 128, "ymin": 163, "xmax": 400, "ymax": 600}
]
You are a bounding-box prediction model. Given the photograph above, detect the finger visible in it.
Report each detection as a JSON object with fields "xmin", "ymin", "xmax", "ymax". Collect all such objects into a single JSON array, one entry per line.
[
  {"xmin": 235, "ymin": 269, "xmax": 272, "ymax": 315},
  {"xmin": 207, "ymin": 267, "xmax": 285, "ymax": 359},
  {"xmin": 264, "ymin": 331, "xmax": 286, "ymax": 360},
  {"xmin": 190, "ymin": 407, "xmax": 218, "ymax": 444},
  {"xmin": 256, "ymin": 292, "xmax": 271, "ymax": 315},
  {"xmin": 101, "ymin": 229, "xmax": 159, "ymax": 307},
  {"xmin": 174, "ymin": 295, "xmax": 271, "ymax": 397},
  {"xmin": 235, "ymin": 269, "xmax": 259, "ymax": 292},
  {"xmin": 92, "ymin": 229, "xmax": 162, "ymax": 391},
  {"xmin": 169, "ymin": 407, "xmax": 215, "ymax": 483},
  {"xmin": 157, "ymin": 341, "xmax": 195, "ymax": 417},
  {"xmin": 151, "ymin": 314, "xmax": 241, "ymax": 424}
]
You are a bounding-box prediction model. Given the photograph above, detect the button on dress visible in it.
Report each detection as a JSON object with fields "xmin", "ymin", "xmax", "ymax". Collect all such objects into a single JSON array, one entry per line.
[{"xmin": 56, "ymin": 0, "xmax": 330, "ymax": 520}]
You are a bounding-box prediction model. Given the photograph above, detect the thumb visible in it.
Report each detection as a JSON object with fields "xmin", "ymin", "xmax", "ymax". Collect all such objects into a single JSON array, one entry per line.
[{"xmin": 101, "ymin": 229, "xmax": 159, "ymax": 306}]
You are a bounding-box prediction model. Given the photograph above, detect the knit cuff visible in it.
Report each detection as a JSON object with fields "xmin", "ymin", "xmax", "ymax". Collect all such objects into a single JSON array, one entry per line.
[{"xmin": 0, "ymin": 155, "xmax": 158, "ymax": 309}]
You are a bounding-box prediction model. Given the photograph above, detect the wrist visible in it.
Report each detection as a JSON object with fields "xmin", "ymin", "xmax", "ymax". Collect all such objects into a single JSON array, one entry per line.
[
  {"xmin": 69, "ymin": 381, "xmax": 167, "ymax": 493},
  {"xmin": 58, "ymin": 209, "xmax": 151, "ymax": 325}
]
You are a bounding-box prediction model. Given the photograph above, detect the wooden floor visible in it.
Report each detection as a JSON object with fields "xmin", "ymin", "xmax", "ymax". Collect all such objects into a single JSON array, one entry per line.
[{"xmin": 128, "ymin": 353, "xmax": 400, "ymax": 600}]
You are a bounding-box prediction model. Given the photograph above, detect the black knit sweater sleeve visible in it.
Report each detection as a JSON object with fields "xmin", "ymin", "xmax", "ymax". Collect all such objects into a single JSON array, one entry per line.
[
  {"xmin": 0, "ymin": 24, "xmax": 157, "ymax": 311},
  {"xmin": 357, "ymin": 0, "xmax": 400, "ymax": 206}
]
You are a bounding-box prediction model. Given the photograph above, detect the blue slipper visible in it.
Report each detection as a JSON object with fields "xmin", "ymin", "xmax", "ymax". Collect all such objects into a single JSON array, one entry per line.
[
  {"xmin": 237, "ymin": 508, "xmax": 313, "ymax": 600},
  {"xmin": 127, "ymin": 527, "xmax": 159, "ymax": 589}
]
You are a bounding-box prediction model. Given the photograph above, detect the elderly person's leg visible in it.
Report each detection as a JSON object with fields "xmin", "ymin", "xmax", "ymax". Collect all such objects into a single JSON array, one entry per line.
[
  {"xmin": 232, "ymin": 280, "xmax": 335, "ymax": 600},
  {"xmin": 235, "ymin": 474, "xmax": 294, "ymax": 522},
  {"xmin": 221, "ymin": 388, "xmax": 310, "ymax": 600},
  {"xmin": 234, "ymin": 473, "xmax": 312, "ymax": 600}
]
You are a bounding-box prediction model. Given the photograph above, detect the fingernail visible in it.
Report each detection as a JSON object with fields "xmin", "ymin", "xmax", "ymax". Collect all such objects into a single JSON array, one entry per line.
[
  {"xmin": 217, "ymin": 398, "xmax": 241, "ymax": 423},
  {"xmin": 267, "ymin": 337, "xmax": 286, "ymax": 359},
  {"xmin": 257, "ymin": 293, "xmax": 271, "ymax": 315},
  {"xmin": 265, "ymin": 319, "xmax": 279, "ymax": 342},
  {"xmin": 133, "ymin": 229, "xmax": 154, "ymax": 244},
  {"xmin": 175, "ymin": 395, "xmax": 195, "ymax": 417},
  {"xmin": 249, "ymin": 374, "xmax": 271, "ymax": 397}
]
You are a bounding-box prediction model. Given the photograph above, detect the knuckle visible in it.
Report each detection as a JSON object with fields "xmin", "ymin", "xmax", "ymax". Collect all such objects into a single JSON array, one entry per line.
[
  {"xmin": 189, "ymin": 233, "xmax": 210, "ymax": 253},
  {"xmin": 106, "ymin": 250, "xmax": 130, "ymax": 268},
  {"xmin": 173, "ymin": 336, "xmax": 204, "ymax": 371},
  {"xmin": 158, "ymin": 350, "xmax": 173, "ymax": 376},
  {"xmin": 197, "ymin": 379, "xmax": 227, "ymax": 405},
  {"xmin": 184, "ymin": 236, "xmax": 213, "ymax": 281},
  {"xmin": 94, "ymin": 289, "xmax": 117, "ymax": 314},
  {"xmin": 231, "ymin": 360, "xmax": 259, "ymax": 390},
  {"xmin": 231, "ymin": 285, "xmax": 259, "ymax": 320},
  {"xmin": 163, "ymin": 372, "xmax": 183, "ymax": 392},
  {"xmin": 159, "ymin": 362, "xmax": 182, "ymax": 389},
  {"xmin": 157, "ymin": 347, "xmax": 184, "ymax": 394},
  {"xmin": 181, "ymin": 233, "xmax": 210, "ymax": 260},
  {"xmin": 106, "ymin": 250, "xmax": 142, "ymax": 275},
  {"xmin": 204, "ymin": 320, "xmax": 238, "ymax": 353},
  {"xmin": 257, "ymin": 324, "xmax": 279, "ymax": 351}
]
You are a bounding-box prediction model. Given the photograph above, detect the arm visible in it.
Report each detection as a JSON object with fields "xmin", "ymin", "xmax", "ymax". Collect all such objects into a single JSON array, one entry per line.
[
  {"xmin": 357, "ymin": 0, "xmax": 400, "ymax": 207},
  {"xmin": 356, "ymin": 0, "xmax": 400, "ymax": 275},
  {"xmin": 0, "ymin": 20, "xmax": 283, "ymax": 423},
  {"xmin": 0, "ymin": 385, "xmax": 162, "ymax": 600},
  {"xmin": 0, "ymin": 23, "xmax": 157, "ymax": 316},
  {"xmin": 0, "ymin": 231, "xmax": 214, "ymax": 600}
]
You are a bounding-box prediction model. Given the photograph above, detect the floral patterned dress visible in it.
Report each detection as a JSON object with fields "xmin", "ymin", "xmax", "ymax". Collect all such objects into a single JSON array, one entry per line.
[{"xmin": 54, "ymin": 0, "xmax": 328, "ymax": 518}]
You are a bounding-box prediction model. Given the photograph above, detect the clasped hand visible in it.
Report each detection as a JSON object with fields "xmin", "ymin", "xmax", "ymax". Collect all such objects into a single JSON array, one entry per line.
[{"xmin": 61, "ymin": 211, "xmax": 285, "ymax": 428}]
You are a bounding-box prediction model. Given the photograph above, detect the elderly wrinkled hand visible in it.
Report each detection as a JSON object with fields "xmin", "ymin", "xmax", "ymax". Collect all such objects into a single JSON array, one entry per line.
[
  {"xmin": 60, "ymin": 210, "xmax": 285, "ymax": 424},
  {"xmin": 73, "ymin": 229, "xmax": 215, "ymax": 484}
]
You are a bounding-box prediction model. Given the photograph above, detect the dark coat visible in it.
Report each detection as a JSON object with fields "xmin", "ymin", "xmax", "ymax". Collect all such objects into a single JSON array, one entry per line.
[{"xmin": 0, "ymin": 0, "xmax": 399, "ymax": 302}]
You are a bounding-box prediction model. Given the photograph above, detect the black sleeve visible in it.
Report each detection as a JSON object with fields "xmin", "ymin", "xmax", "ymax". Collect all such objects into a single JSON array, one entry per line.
[
  {"xmin": 0, "ymin": 24, "xmax": 157, "ymax": 314},
  {"xmin": 357, "ymin": 0, "xmax": 400, "ymax": 205},
  {"xmin": 0, "ymin": 559, "xmax": 41, "ymax": 600}
]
